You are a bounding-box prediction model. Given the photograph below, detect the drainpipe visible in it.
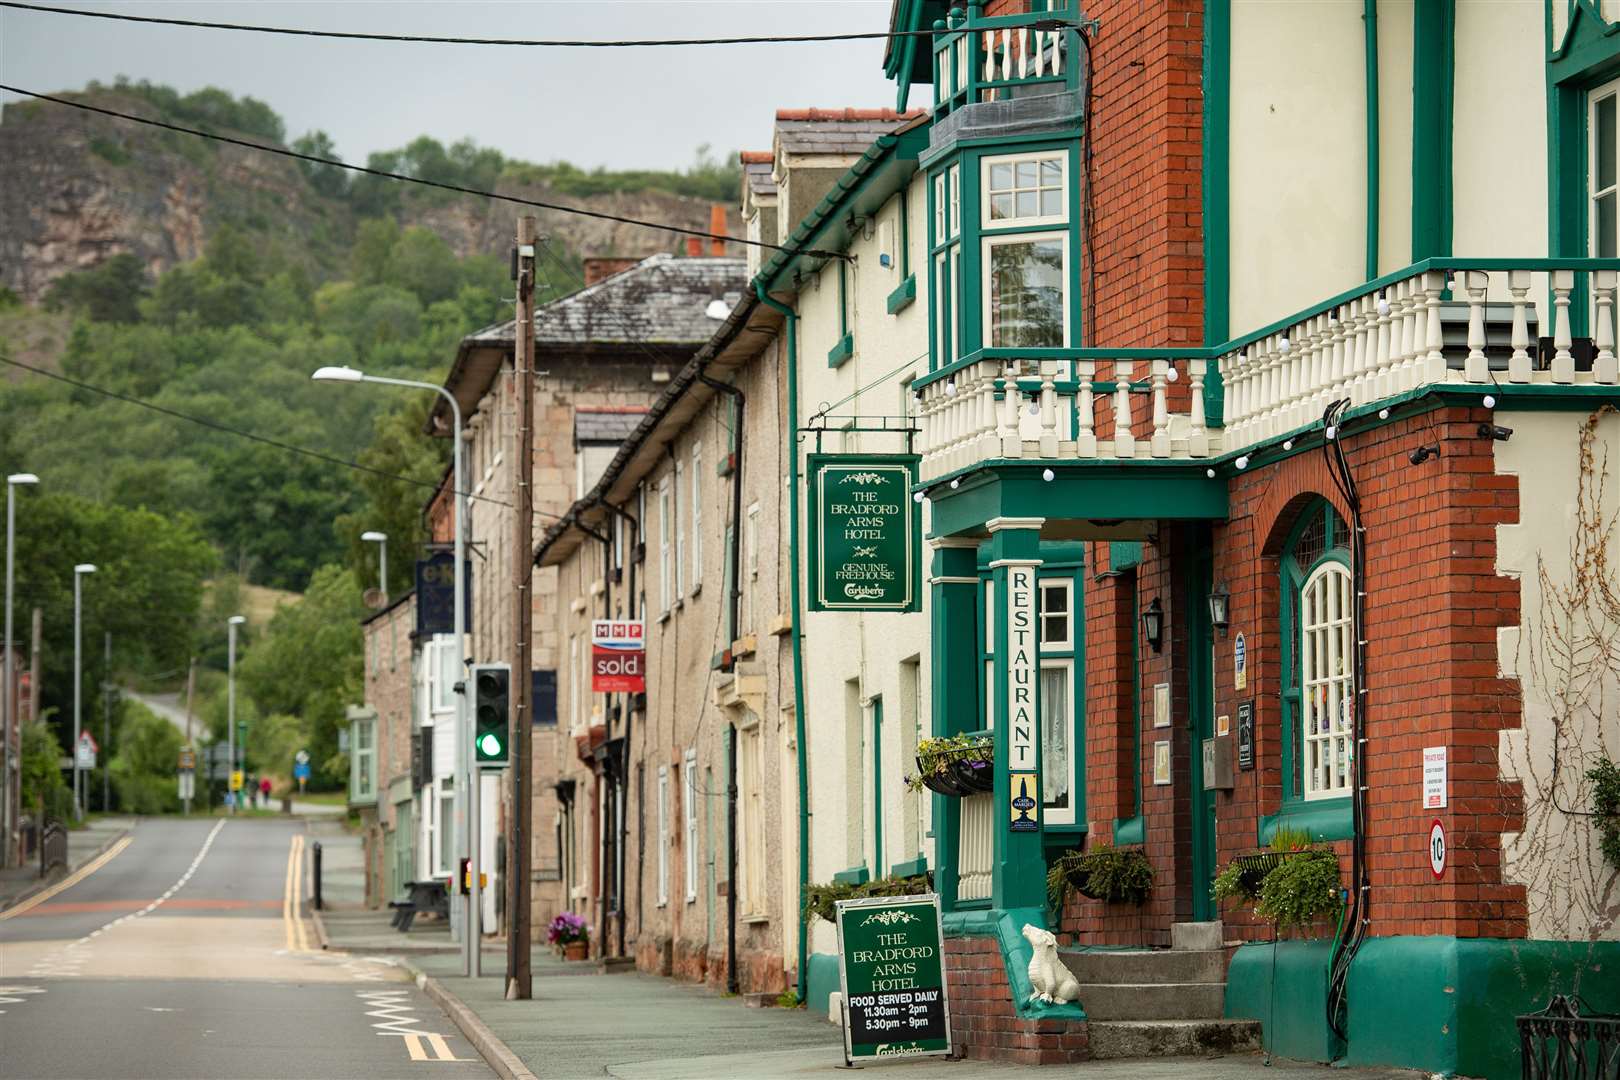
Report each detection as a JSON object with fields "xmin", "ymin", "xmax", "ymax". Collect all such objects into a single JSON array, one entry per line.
[
  {"xmin": 1363, "ymin": 0, "xmax": 1380, "ymax": 280},
  {"xmin": 754, "ymin": 281, "xmax": 808, "ymax": 1003},
  {"xmin": 726, "ymin": 721, "xmax": 739, "ymax": 994},
  {"xmin": 579, "ymin": 518, "xmax": 617, "ymax": 957},
  {"xmin": 696, "ymin": 373, "xmax": 744, "ymax": 654}
]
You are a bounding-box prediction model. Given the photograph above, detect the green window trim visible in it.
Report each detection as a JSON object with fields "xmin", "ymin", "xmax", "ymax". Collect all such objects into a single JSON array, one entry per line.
[
  {"xmin": 833, "ymin": 864, "xmax": 871, "ymax": 887},
  {"xmin": 827, "ymin": 332, "xmax": 855, "ymax": 368},
  {"xmin": 1266, "ymin": 499, "xmax": 1356, "ymax": 846},
  {"xmin": 890, "ymin": 855, "xmax": 928, "ymax": 879},
  {"xmin": 1411, "ymin": 0, "xmax": 1454, "ymax": 263},
  {"xmin": 871, "ymin": 695, "xmax": 884, "ymax": 874},
  {"xmin": 887, "ymin": 275, "xmax": 917, "ymax": 314},
  {"xmin": 1036, "ymin": 559, "xmax": 1087, "ymax": 830}
]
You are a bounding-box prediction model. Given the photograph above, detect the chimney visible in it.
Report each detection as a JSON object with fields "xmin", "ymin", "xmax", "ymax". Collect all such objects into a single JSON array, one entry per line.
[
  {"xmin": 685, "ymin": 236, "xmax": 703, "ymax": 257},
  {"xmin": 709, "ymin": 205, "xmax": 727, "ymax": 257},
  {"xmin": 583, "ymin": 257, "xmax": 641, "ymax": 286}
]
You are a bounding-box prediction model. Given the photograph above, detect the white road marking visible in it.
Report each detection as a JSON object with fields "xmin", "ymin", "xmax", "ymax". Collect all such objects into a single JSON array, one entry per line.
[
  {"xmin": 0, "ymin": 984, "xmax": 47, "ymax": 1014},
  {"xmin": 0, "ymin": 835, "xmax": 134, "ymax": 921}
]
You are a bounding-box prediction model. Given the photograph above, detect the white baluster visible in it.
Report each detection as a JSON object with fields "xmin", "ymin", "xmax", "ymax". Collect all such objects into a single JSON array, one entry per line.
[
  {"xmin": 1000, "ymin": 28, "xmax": 1011, "ymax": 81},
  {"xmin": 1399, "ymin": 275, "xmax": 1423, "ymax": 391},
  {"xmin": 1464, "ymin": 270, "xmax": 1489, "ymax": 383},
  {"xmin": 1150, "ymin": 359, "xmax": 1170, "ymax": 457},
  {"xmin": 1002, "ymin": 367, "xmax": 1023, "ymax": 457},
  {"xmin": 1596, "ymin": 270, "xmax": 1617, "ymax": 384},
  {"xmin": 1039, "ymin": 359, "xmax": 1058, "ymax": 457},
  {"xmin": 1113, "ymin": 359, "xmax": 1136, "ymax": 458},
  {"xmin": 983, "ymin": 31, "xmax": 995, "ymax": 84},
  {"xmin": 1034, "ymin": 30, "xmax": 1046, "ymax": 77},
  {"xmin": 1421, "ymin": 270, "xmax": 1447, "ymax": 384},
  {"xmin": 1342, "ymin": 298, "xmax": 1366, "ymax": 406},
  {"xmin": 1076, "ymin": 360, "xmax": 1097, "ymax": 457},
  {"xmin": 1551, "ymin": 269, "xmax": 1575, "ymax": 384},
  {"xmin": 1508, "ymin": 269, "xmax": 1532, "ymax": 383},
  {"xmin": 1188, "ymin": 358, "xmax": 1209, "ymax": 458},
  {"xmin": 1017, "ymin": 28, "xmax": 1028, "ymax": 79},
  {"xmin": 976, "ymin": 361, "xmax": 999, "ymax": 460}
]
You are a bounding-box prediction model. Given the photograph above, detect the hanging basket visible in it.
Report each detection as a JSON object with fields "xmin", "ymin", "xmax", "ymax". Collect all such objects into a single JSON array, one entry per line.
[
  {"xmin": 918, "ymin": 762, "xmax": 971, "ymax": 797},
  {"xmin": 950, "ymin": 758, "xmax": 995, "ymax": 794},
  {"xmin": 911, "ymin": 734, "xmax": 995, "ymax": 798}
]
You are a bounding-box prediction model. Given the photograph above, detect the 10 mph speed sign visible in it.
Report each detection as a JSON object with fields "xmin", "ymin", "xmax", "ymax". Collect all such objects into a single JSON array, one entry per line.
[{"xmin": 1429, "ymin": 819, "xmax": 1446, "ymax": 879}]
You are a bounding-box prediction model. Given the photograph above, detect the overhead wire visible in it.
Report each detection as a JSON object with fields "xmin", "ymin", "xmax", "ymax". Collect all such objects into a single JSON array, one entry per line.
[
  {"xmin": 0, "ymin": 2, "xmax": 996, "ymax": 48},
  {"xmin": 0, "ymin": 352, "xmax": 562, "ymax": 521},
  {"xmin": 0, "ymin": 85, "xmax": 850, "ymax": 260}
]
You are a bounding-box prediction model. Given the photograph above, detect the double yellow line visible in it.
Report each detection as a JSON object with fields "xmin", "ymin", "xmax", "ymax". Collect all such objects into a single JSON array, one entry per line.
[
  {"xmin": 283, "ymin": 832, "xmax": 310, "ymax": 952},
  {"xmin": 0, "ymin": 835, "xmax": 133, "ymax": 922}
]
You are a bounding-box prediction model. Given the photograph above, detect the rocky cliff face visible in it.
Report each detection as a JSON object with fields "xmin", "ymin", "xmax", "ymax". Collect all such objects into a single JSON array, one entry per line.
[{"xmin": 0, "ymin": 91, "xmax": 740, "ymax": 303}]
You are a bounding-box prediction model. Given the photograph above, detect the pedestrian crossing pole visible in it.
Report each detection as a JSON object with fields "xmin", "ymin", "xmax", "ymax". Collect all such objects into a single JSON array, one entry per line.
[{"xmin": 505, "ymin": 216, "xmax": 537, "ymax": 1000}]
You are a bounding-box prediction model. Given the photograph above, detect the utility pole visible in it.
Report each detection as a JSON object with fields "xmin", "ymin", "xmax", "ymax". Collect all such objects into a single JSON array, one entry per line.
[
  {"xmin": 183, "ymin": 656, "xmax": 196, "ymax": 815},
  {"xmin": 102, "ymin": 631, "xmax": 110, "ymax": 814},
  {"xmin": 505, "ymin": 215, "xmax": 537, "ymax": 1000}
]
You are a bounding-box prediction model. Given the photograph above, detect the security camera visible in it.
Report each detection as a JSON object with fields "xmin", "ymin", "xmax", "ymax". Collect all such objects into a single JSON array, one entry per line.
[
  {"xmin": 1477, "ymin": 423, "xmax": 1513, "ymax": 442},
  {"xmin": 1409, "ymin": 444, "xmax": 1440, "ymax": 466}
]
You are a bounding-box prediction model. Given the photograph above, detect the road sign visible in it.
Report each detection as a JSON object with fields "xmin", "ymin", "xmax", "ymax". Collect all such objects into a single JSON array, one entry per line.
[
  {"xmin": 293, "ymin": 760, "xmax": 311, "ymax": 782},
  {"xmin": 178, "ymin": 770, "xmax": 195, "ymax": 801},
  {"xmin": 75, "ymin": 731, "xmax": 98, "ymax": 770},
  {"xmin": 230, "ymin": 769, "xmax": 244, "ymax": 792},
  {"xmin": 295, "ymin": 749, "xmax": 310, "ymax": 765},
  {"xmin": 835, "ymin": 893, "xmax": 950, "ymax": 1065},
  {"xmin": 1429, "ymin": 819, "xmax": 1447, "ymax": 879},
  {"xmin": 178, "ymin": 748, "xmax": 196, "ymax": 770}
]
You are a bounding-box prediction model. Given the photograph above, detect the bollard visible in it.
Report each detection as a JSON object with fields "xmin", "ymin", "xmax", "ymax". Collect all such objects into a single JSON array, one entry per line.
[{"xmin": 312, "ymin": 841, "xmax": 323, "ymax": 911}]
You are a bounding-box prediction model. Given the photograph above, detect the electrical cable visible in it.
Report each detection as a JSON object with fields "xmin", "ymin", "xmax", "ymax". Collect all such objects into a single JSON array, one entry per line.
[
  {"xmin": 0, "ymin": 2, "xmax": 1013, "ymax": 48},
  {"xmin": 0, "ymin": 85, "xmax": 850, "ymax": 261},
  {"xmin": 0, "ymin": 352, "xmax": 562, "ymax": 520}
]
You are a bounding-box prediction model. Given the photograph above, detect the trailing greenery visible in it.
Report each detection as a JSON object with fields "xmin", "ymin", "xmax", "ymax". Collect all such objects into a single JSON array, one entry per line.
[
  {"xmin": 1047, "ymin": 844, "xmax": 1152, "ymax": 911},
  {"xmin": 1212, "ymin": 826, "xmax": 1314, "ymax": 904},
  {"xmin": 1589, "ymin": 757, "xmax": 1620, "ymax": 871},
  {"xmin": 109, "ymin": 699, "xmax": 184, "ymax": 814},
  {"xmin": 802, "ymin": 873, "xmax": 930, "ymax": 924},
  {"xmin": 1255, "ymin": 848, "xmax": 1342, "ymax": 929},
  {"xmin": 905, "ymin": 732, "xmax": 993, "ymax": 793},
  {"xmin": 19, "ymin": 718, "xmax": 73, "ymax": 821}
]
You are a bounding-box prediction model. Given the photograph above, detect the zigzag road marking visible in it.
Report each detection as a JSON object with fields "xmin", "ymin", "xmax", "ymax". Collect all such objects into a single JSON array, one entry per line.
[
  {"xmin": 357, "ymin": 988, "xmax": 475, "ymax": 1063},
  {"xmin": 0, "ymin": 985, "xmax": 47, "ymax": 1014}
]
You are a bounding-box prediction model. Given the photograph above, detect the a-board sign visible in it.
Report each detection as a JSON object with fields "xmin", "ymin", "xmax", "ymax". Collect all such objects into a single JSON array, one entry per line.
[
  {"xmin": 835, "ymin": 894, "xmax": 951, "ymax": 1064},
  {"xmin": 807, "ymin": 454, "xmax": 921, "ymax": 612}
]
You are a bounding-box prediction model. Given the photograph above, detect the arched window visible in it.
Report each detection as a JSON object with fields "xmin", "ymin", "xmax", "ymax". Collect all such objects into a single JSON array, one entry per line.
[{"xmin": 1281, "ymin": 501, "xmax": 1354, "ymax": 805}]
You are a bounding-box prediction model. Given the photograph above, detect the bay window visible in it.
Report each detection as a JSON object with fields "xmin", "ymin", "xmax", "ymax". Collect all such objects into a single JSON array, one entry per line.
[{"xmin": 985, "ymin": 233, "xmax": 1067, "ymax": 348}]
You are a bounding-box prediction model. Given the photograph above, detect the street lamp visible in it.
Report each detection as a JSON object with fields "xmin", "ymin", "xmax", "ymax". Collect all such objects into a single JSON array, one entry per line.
[
  {"xmin": 73, "ymin": 563, "xmax": 96, "ymax": 820},
  {"xmin": 227, "ymin": 615, "xmax": 245, "ymax": 813},
  {"xmin": 361, "ymin": 531, "xmax": 388, "ymax": 606},
  {"xmin": 4, "ymin": 473, "xmax": 39, "ymax": 865},
  {"xmin": 1140, "ymin": 596, "xmax": 1164, "ymax": 654},
  {"xmin": 312, "ymin": 364, "xmax": 480, "ymax": 977}
]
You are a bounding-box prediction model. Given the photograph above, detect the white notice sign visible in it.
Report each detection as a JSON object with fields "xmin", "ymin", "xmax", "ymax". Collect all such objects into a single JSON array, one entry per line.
[{"xmin": 1422, "ymin": 746, "xmax": 1447, "ymax": 809}]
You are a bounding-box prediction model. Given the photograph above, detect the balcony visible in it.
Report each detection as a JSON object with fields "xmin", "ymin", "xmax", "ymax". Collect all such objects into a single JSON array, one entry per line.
[
  {"xmin": 928, "ymin": 2, "xmax": 1084, "ymax": 151},
  {"xmin": 913, "ymin": 259, "xmax": 1620, "ymax": 494}
]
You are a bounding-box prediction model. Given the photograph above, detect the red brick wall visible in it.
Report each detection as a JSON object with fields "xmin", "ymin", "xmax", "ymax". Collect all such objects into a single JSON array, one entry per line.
[{"xmin": 944, "ymin": 936, "xmax": 1089, "ymax": 1064}]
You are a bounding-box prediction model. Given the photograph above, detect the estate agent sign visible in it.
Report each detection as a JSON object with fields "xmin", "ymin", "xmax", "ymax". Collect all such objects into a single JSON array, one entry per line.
[
  {"xmin": 835, "ymin": 893, "xmax": 951, "ymax": 1064},
  {"xmin": 807, "ymin": 455, "xmax": 920, "ymax": 612},
  {"xmin": 590, "ymin": 619, "xmax": 645, "ymax": 693}
]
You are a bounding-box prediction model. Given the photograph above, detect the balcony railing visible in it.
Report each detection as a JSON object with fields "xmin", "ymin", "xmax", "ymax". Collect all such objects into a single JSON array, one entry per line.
[
  {"xmin": 912, "ymin": 259, "xmax": 1620, "ymax": 485},
  {"xmin": 931, "ymin": 2, "xmax": 1081, "ymax": 120}
]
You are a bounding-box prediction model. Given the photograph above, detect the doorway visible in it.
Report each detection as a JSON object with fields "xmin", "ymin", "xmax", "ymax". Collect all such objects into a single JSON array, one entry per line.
[{"xmin": 1188, "ymin": 530, "xmax": 1217, "ymax": 921}]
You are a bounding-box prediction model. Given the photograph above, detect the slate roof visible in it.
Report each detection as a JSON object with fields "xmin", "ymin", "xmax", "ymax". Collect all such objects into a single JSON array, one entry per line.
[
  {"xmin": 574, "ymin": 408, "xmax": 647, "ymax": 446},
  {"xmin": 773, "ymin": 108, "xmax": 926, "ymax": 157},
  {"xmin": 461, "ymin": 253, "xmax": 747, "ymax": 348},
  {"xmin": 741, "ymin": 151, "xmax": 777, "ymax": 198}
]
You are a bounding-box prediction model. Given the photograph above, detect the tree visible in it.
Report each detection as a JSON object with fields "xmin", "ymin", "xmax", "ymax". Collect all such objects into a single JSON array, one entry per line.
[
  {"xmin": 291, "ymin": 130, "xmax": 349, "ymax": 197},
  {"xmin": 43, "ymin": 253, "xmax": 149, "ymax": 323},
  {"xmin": 109, "ymin": 699, "xmax": 183, "ymax": 814}
]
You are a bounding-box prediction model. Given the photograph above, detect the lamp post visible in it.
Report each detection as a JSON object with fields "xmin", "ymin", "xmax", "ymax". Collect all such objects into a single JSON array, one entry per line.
[
  {"xmin": 4, "ymin": 473, "xmax": 39, "ymax": 864},
  {"xmin": 73, "ymin": 563, "xmax": 96, "ymax": 820},
  {"xmin": 361, "ymin": 531, "xmax": 388, "ymax": 606},
  {"xmin": 313, "ymin": 364, "xmax": 478, "ymax": 978},
  {"xmin": 227, "ymin": 615, "xmax": 245, "ymax": 813}
]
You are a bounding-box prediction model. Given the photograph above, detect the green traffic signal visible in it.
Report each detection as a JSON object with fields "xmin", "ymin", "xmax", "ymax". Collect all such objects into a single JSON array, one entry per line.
[{"xmin": 473, "ymin": 664, "xmax": 510, "ymax": 766}]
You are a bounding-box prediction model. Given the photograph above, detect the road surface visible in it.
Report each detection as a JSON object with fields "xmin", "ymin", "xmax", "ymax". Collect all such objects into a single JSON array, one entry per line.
[{"xmin": 0, "ymin": 817, "xmax": 491, "ymax": 1079}]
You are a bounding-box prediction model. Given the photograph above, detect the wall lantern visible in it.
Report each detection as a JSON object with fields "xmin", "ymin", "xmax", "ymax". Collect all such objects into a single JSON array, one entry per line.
[
  {"xmin": 1207, "ymin": 585, "xmax": 1231, "ymax": 633},
  {"xmin": 1141, "ymin": 597, "xmax": 1164, "ymax": 653}
]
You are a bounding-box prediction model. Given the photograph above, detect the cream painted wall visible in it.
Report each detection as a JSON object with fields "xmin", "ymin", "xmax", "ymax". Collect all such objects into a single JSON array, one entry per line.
[
  {"xmin": 1496, "ymin": 409, "xmax": 1620, "ymax": 942},
  {"xmin": 1453, "ymin": 0, "xmax": 1547, "ymax": 261},
  {"xmin": 1377, "ymin": 0, "xmax": 1415, "ymax": 274},
  {"xmin": 1229, "ymin": 0, "xmax": 1368, "ymax": 335},
  {"xmin": 795, "ymin": 173, "xmax": 934, "ymax": 958}
]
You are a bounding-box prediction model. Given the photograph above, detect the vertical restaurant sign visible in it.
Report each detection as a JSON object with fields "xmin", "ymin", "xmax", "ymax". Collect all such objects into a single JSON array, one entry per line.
[
  {"xmin": 415, "ymin": 552, "xmax": 472, "ymax": 636},
  {"xmin": 808, "ymin": 455, "xmax": 921, "ymax": 612},
  {"xmin": 1005, "ymin": 562, "xmax": 1039, "ymax": 830},
  {"xmin": 835, "ymin": 894, "xmax": 951, "ymax": 1064},
  {"xmin": 591, "ymin": 620, "xmax": 645, "ymax": 693}
]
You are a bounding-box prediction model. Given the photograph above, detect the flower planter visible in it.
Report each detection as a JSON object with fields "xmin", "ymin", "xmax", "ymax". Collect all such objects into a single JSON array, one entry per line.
[
  {"xmin": 918, "ymin": 763, "xmax": 970, "ymax": 797},
  {"xmin": 563, "ymin": 941, "xmax": 589, "ymax": 962},
  {"xmin": 950, "ymin": 759, "xmax": 995, "ymax": 794}
]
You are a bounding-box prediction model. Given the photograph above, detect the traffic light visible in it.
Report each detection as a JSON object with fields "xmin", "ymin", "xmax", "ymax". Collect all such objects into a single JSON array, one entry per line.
[{"xmin": 472, "ymin": 662, "xmax": 510, "ymax": 767}]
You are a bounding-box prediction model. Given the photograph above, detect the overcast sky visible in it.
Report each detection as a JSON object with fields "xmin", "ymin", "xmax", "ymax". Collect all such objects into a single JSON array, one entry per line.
[{"xmin": 0, "ymin": 0, "xmax": 900, "ymax": 171}]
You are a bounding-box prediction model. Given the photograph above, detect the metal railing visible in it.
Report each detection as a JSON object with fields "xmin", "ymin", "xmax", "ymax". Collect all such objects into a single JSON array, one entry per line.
[
  {"xmin": 39, "ymin": 818, "xmax": 66, "ymax": 879},
  {"xmin": 1518, "ymin": 995, "xmax": 1620, "ymax": 1080}
]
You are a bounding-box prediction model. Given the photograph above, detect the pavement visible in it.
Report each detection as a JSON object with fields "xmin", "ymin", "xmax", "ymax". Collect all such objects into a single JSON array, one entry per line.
[
  {"xmin": 0, "ymin": 815, "xmax": 489, "ymax": 1079},
  {"xmin": 309, "ymin": 828, "xmax": 1424, "ymax": 1080},
  {"xmin": 0, "ymin": 814, "xmax": 135, "ymax": 912}
]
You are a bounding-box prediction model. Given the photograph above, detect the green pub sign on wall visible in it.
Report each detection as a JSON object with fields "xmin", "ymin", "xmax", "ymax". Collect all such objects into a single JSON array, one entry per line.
[
  {"xmin": 834, "ymin": 893, "xmax": 951, "ymax": 1064},
  {"xmin": 807, "ymin": 454, "xmax": 921, "ymax": 612}
]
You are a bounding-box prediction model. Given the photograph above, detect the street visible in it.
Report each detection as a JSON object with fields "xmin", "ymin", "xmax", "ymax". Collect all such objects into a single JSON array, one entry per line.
[{"xmin": 0, "ymin": 818, "xmax": 490, "ymax": 1080}]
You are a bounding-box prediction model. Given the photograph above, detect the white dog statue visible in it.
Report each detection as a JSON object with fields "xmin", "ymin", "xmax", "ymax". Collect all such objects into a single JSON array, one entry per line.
[{"xmin": 1022, "ymin": 924, "xmax": 1080, "ymax": 1006}]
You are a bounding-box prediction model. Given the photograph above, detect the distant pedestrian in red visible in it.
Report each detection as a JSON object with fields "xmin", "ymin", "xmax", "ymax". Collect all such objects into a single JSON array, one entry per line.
[{"xmin": 260, "ymin": 777, "xmax": 272, "ymax": 808}]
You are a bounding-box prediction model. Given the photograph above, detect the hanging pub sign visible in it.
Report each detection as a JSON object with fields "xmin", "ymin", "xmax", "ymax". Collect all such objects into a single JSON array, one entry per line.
[
  {"xmin": 590, "ymin": 619, "xmax": 645, "ymax": 693},
  {"xmin": 807, "ymin": 454, "xmax": 921, "ymax": 612},
  {"xmin": 415, "ymin": 552, "xmax": 472, "ymax": 635},
  {"xmin": 835, "ymin": 893, "xmax": 951, "ymax": 1065}
]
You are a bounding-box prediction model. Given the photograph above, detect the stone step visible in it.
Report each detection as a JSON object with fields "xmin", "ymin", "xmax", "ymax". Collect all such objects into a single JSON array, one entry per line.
[
  {"xmin": 1087, "ymin": 1018, "xmax": 1263, "ymax": 1060},
  {"xmin": 1074, "ymin": 981, "xmax": 1228, "ymax": 1021},
  {"xmin": 1171, "ymin": 920, "xmax": 1224, "ymax": 951},
  {"xmin": 1060, "ymin": 947, "xmax": 1228, "ymax": 986}
]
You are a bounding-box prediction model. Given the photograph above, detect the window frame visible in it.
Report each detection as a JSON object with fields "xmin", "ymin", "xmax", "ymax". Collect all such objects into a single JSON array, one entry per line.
[
  {"xmin": 350, "ymin": 715, "xmax": 377, "ymax": 805},
  {"xmin": 1039, "ymin": 579, "xmax": 1073, "ymax": 650},
  {"xmin": 683, "ymin": 748, "xmax": 699, "ymax": 902},
  {"xmin": 657, "ymin": 765, "xmax": 669, "ymax": 906},
  {"xmin": 1036, "ymin": 563, "xmax": 1084, "ymax": 829},
  {"xmin": 658, "ymin": 475, "xmax": 673, "ymax": 614},
  {"xmin": 982, "ymin": 230, "xmax": 1071, "ymax": 350},
  {"xmin": 690, "ymin": 443, "xmax": 703, "ymax": 591},
  {"xmin": 980, "ymin": 151, "xmax": 1068, "ymax": 231},
  {"xmin": 1591, "ymin": 78, "xmax": 1620, "ymax": 261}
]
